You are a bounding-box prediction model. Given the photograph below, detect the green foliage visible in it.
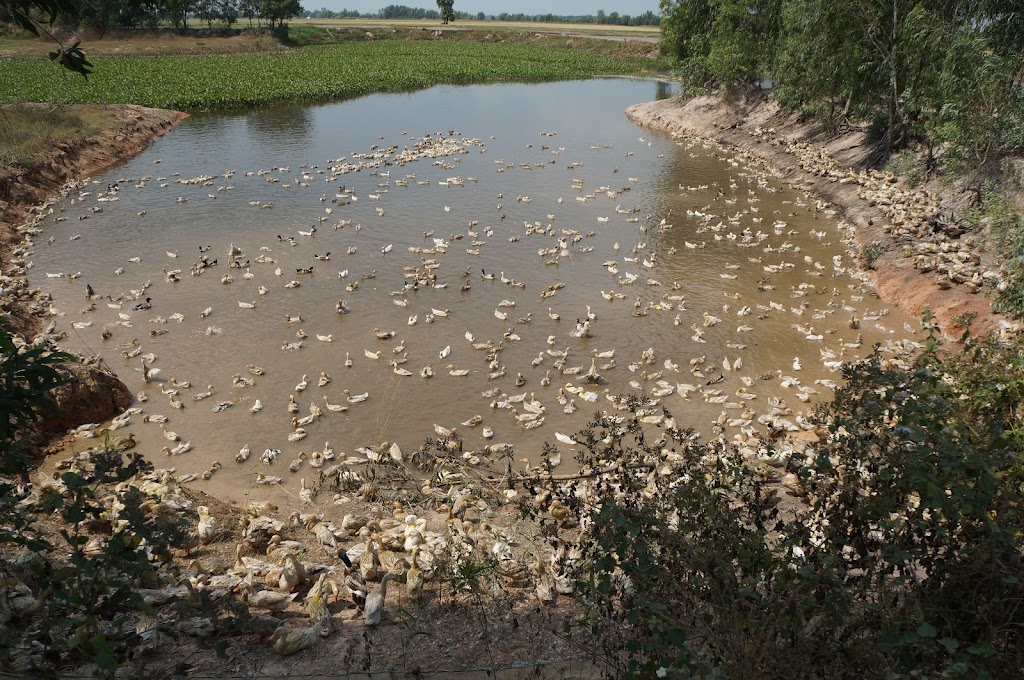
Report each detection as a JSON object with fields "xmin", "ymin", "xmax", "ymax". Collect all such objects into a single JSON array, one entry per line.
[
  {"xmin": 436, "ymin": 0, "xmax": 454, "ymax": 24},
  {"xmin": 886, "ymin": 149, "xmax": 926, "ymax": 187},
  {"xmin": 0, "ymin": 0, "xmax": 77, "ymax": 36},
  {"xmin": 661, "ymin": 0, "xmax": 1024, "ymax": 171},
  {"xmin": 0, "ymin": 322, "xmax": 196, "ymax": 676},
  {"xmin": 933, "ymin": 26, "xmax": 1024, "ymax": 175},
  {"xmin": 519, "ymin": 403, "xmax": 793, "ymax": 677},
  {"xmin": 256, "ymin": 0, "xmax": 299, "ymax": 29},
  {"xmin": 47, "ymin": 38, "xmax": 92, "ymax": 79},
  {"xmin": 0, "ymin": 0, "xmax": 95, "ymax": 77},
  {"xmin": 0, "ymin": 323, "xmax": 73, "ymax": 471},
  {"xmin": 0, "ymin": 40, "xmax": 655, "ymax": 111},
  {"xmin": 860, "ymin": 241, "xmax": 884, "ymax": 269},
  {"xmin": 1, "ymin": 439, "xmax": 197, "ymax": 676},
  {"xmin": 529, "ymin": 321, "xmax": 1024, "ymax": 677},
  {"xmin": 0, "ymin": 41, "xmax": 658, "ymax": 111},
  {"xmin": 960, "ymin": 186, "xmax": 1024, "ymax": 319},
  {"xmin": 798, "ymin": 319, "xmax": 1024, "ymax": 676},
  {"xmin": 660, "ymin": 0, "xmax": 781, "ymax": 88}
]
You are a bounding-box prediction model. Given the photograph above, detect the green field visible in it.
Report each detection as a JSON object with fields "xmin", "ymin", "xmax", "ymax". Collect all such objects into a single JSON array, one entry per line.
[{"xmin": 1, "ymin": 40, "xmax": 663, "ymax": 111}]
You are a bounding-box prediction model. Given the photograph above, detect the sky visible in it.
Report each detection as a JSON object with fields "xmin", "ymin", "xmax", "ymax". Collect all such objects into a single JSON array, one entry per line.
[{"xmin": 304, "ymin": 1, "xmax": 660, "ymax": 16}]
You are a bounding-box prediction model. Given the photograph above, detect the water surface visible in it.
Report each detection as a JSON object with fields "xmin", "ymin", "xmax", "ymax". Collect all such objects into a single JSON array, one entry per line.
[{"xmin": 29, "ymin": 78, "xmax": 917, "ymax": 510}]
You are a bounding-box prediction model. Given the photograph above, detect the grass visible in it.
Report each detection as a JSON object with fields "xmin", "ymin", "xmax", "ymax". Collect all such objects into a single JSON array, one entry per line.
[
  {"xmin": 0, "ymin": 103, "xmax": 118, "ymax": 165},
  {"xmin": 0, "ymin": 32, "xmax": 289, "ymax": 59},
  {"xmin": 0, "ymin": 39, "xmax": 664, "ymax": 111}
]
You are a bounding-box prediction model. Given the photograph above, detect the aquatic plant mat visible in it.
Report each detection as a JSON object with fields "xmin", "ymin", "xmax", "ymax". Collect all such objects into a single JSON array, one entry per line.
[{"xmin": 1, "ymin": 40, "xmax": 661, "ymax": 111}]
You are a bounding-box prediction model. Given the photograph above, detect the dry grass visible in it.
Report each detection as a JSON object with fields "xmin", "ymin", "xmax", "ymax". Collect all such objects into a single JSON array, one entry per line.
[
  {"xmin": 0, "ymin": 20, "xmax": 658, "ymax": 62},
  {"xmin": 292, "ymin": 17, "xmax": 660, "ymax": 39},
  {"xmin": 0, "ymin": 31, "xmax": 287, "ymax": 60},
  {"xmin": 0, "ymin": 103, "xmax": 118, "ymax": 165}
]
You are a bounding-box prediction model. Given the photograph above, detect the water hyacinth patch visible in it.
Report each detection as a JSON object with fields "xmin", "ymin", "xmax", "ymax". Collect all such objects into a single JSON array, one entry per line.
[{"xmin": 1, "ymin": 41, "xmax": 658, "ymax": 111}]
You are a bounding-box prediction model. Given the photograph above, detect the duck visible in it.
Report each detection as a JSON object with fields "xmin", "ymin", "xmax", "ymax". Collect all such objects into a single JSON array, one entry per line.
[
  {"xmin": 406, "ymin": 548, "xmax": 424, "ymax": 602},
  {"xmin": 344, "ymin": 390, "xmax": 369, "ymax": 404},
  {"xmin": 240, "ymin": 582, "xmax": 298, "ymax": 612},
  {"xmin": 288, "ymin": 452, "xmax": 307, "ymax": 473},
  {"xmin": 197, "ymin": 505, "xmax": 216, "ymax": 543},
  {"xmin": 269, "ymin": 624, "xmax": 320, "ymax": 656},
  {"xmin": 323, "ymin": 396, "xmax": 347, "ymax": 412},
  {"xmin": 363, "ymin": 572, "xmax": 396, "ymax": 626},
  {"xmin": 299, "ymin": 478, "xmax": 315, "ymax": 505},
  {"xmin": 359, "ymin": 534, "xmax": 381, "ymax": 582},
  {"xmin": 279, "ymin": 554, "xmax": 306, "ymax": 592}
]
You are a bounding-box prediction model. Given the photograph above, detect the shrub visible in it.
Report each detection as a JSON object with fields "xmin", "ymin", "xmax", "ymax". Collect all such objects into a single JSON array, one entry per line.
[
  {"xmin": 797, "ymin": 317, "xmax": 1024, "ymax": 676},
  {"xmin": 886, "ymin": 149, "xmax": 927, "ymax": 186},
  {"xmin": 860, "ymin": 241, "xmax": 883, "ymax": 269},
  {"xmin": 0, "ymin": 322, "xmax": 72, "ymax": 472},
  {"xmin": 524, "ymin": 317, "xmax": 1024, "ymax": 678},
  {"xmin": 0, "ymin": 324, "xmax": 195, "ymax": 677}
]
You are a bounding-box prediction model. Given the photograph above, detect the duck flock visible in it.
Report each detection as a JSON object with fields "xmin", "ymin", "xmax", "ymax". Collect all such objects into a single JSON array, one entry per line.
[{"xmin": 24, "ymin": 100, "xmax": 925, "ymax": 511}]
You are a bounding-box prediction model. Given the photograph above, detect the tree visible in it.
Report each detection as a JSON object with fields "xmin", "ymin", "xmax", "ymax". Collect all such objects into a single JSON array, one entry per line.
[
  {"xmin": 257, "ymin": 0, "xmax": 300, "ymax": 28},
  {"xmin": 0, "ymin": 0, "xmax": 95, "ymax": 77},
  {"xmin": 436, "ymin": 0, "xmax": 453, "ymax": 24},
  {"xmin": 218, "ymin": 0, "xmax": 239, "ymax": 26}
]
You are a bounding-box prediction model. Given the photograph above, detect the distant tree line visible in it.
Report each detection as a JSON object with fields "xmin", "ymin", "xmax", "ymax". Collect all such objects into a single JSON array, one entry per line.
[
  {"xmin": 302, "ymin": 6, "xmax": 660, "ymax": 26},
  {"xmin": 0, "ymin": 0, "xmax": 305, "ymax": 32},
  {"xmin": 659, "ymin": 0, "xmax": 1024, "ymax": 173},
  {"xmin": 494, "ymin": 10, "xmax": 659, "ymax": 26}
]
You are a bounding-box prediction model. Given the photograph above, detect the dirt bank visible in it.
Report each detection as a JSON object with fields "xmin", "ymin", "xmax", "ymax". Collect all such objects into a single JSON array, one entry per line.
[
  {"xmin": 1, "ymin": 104, "xmax": 186, "ymax": 438},
  {"xmin": 627, "ymin": 94, "xmax": 1019, "ymax": 341}
]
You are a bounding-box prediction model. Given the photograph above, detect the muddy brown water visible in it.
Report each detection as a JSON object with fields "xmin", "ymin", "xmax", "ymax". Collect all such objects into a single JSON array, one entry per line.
[{"xmin": 27, "ymin": 79, "xmax": 918, "ymax": 512}]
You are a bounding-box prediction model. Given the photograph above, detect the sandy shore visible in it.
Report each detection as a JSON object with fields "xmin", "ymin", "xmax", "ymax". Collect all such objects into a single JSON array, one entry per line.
[{"xmin": 626, "ymin": 94, "xmax": 1016, "ymax": 340}]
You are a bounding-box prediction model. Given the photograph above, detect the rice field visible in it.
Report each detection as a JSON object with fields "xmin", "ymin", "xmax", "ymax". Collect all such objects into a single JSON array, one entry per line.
[{"xmin": 0, "ymin": 40, "xmax": 663, "ymax": 111}]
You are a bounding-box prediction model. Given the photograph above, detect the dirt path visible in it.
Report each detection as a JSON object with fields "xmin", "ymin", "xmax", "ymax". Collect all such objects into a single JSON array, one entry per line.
[{"xmin": 626, "ymin": 94, "xmax": 1019, "ymax": 341}]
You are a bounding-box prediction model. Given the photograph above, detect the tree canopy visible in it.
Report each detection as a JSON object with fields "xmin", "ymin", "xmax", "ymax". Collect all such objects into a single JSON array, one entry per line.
[
  {"xmin": 659, "ymin": 0, "xmax": 1024, "ymax": 172},
  {"xmin": 436, "ymin": 0, "xmax": 454, "ymax": 24}
]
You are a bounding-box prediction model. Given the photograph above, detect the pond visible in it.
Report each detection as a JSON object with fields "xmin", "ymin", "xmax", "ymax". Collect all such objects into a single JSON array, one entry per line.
[{"xmin": 30, "ymin": 78, "xmax": 917, "ymax": 510}]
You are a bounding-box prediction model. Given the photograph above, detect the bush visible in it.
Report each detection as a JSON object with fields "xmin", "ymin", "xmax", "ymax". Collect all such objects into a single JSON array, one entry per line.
[
  {"xmin": 797, "ymin": 317, "xmax": 1024, "ymax": 677},
  {"xmin": 860, "ymin": 241, "xmax": 884, "ymax": 269},
  {"xmin": 983, "ymin": 192, "xmax": 1024, "ymax": 319},
  {"xmin": 0, "ymin": 324, "xmax": 196, "ymax": 677},
  {"xmin": 0, "ymin": 322, "xmax": 72, "ymax": 472},
  {"xmin": 524, "ymin": 317, "xmax": 1024, "ymax": 678},
  {"xmin": 886, "ymin": 149, "xmax": 927, "ymax": 187}
]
